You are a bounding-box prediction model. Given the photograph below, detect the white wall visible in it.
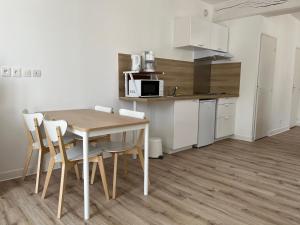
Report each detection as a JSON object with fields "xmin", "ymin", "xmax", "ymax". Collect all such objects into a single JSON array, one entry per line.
[
  {"xmin": 223, "ymin": 16, "xmax": 263, "ymax": 141},
  {"xmin": 224, "ymin": 15, "xmax": 300, "ymax": 141},
  {"xmin": 263, "ymin": 15, "xmax": 300, "ymax": 134},
  {"xmin": 0, "ymin": 0, "xmax": 213, "ymax": 180}
]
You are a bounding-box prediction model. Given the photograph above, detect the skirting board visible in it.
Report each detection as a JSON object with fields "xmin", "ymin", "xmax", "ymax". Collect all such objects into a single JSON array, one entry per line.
[
  {"xmin": 232, "ymin": 134, "xmax": 253, "ymax": 142},
  {"xmin": 0, "ymin": 164, "xmax": 61, "ymax": 183},
  {"xmin": 269, "ymin": 127, "xmax": 290, "ymax": 136},
  {"xmin": 0, "ymin": 152, "xmax": 113, "ymax": 182}
]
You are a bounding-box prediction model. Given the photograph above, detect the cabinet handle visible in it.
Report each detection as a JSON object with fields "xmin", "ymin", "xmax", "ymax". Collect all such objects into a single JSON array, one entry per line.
[{"xmin": 198, "ymin": 44, "xmax": 204, "ymax": 47}]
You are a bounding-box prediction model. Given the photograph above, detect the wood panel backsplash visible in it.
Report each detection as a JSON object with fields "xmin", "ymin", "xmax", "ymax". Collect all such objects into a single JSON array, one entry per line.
[
  {"xmin": 118, "ymin": 53, "xmax": 241, "ymax": 97},
  {"xmin": 118, "ymin": 53, "xmax": 194, "ymax": 97},
  {"xmin": 194, "ymin": 59, "xmax": 241, "ymax": 95},
  {"xmin": 210, "ymin": 63, "xmax": 241, "ymax": 95}
]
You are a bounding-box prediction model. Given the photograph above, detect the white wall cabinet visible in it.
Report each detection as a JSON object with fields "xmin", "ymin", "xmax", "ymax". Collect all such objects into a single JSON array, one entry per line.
[
  {"xmin": 151, "ymin": 100, "xmax": 199, "ymax": 153},
  {"xmin": 174, "ymin": 17, "xmax": 211, "ymax": 49},
  {"xmin": 211, "ymin": 24, "xmax": 228, "ymax": 52},
  {"xmin": 174, "ymin": 16, "xmax": 229, "ymax": 52},
  {"xmin": 215, "ymin": 98, "xmax": 236, "ymax": 139}
]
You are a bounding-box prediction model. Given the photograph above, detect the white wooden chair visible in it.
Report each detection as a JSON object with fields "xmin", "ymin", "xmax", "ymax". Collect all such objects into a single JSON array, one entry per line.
[
  {"xmin": 76, "ymin": 105, "xmax": 114, "ymax": 185},
  {"xmin": 99, "ymin": 109, "xmax": 147, "ymax": 199},
  {"xmin": 22, "ymin": 110, "xmax": 75, "ymax": 194},
  {"xmin": 94, "ymin": 105, "xmax": 113, "ymax": 113},
  {"xmin": 41, "ymin": 119, "xmax": 110, "ymax": 219}
]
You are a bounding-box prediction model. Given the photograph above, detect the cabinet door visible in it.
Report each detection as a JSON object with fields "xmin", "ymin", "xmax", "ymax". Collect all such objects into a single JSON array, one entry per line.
[
  {"xmin": 174, "ymin": 17, "xmax": 190, "ymax": 47},
  {"xmin": 211, "ymin": 24, "xmax": 228, "ymax": 52},
  {"xmin": 190, "ymin": 18, "xmax": 211, "ymax": 48},
  {"xmin": 216, "ymin": 103, "xmax": 235, "ymax": 118},
  {"xmin": 173, "ymin": 100, "xmax": 199, "ymax": 149},
  {"xmin": 216, "ymin": 116, "xmax": 234, "ymax": 138}
]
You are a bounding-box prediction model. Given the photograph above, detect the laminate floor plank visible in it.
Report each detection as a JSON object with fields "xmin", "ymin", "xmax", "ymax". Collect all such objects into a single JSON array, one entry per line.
[{"xmin": 1, "ymin": 128, "xmax": 300, "ymax": 224}]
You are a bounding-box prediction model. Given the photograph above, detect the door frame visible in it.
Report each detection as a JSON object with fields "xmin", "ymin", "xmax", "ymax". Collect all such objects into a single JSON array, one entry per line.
[
  {"xmin": 252, "ymin": 33, "xmax": 277, "ymax": 141},
  {"xmin": 289, "ymin": 47, "xmax": 300, "ymax": 128}
]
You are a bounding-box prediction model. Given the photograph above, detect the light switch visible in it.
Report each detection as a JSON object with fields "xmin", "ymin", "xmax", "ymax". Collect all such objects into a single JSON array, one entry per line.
[
  {"xmin": 1, "ymin": 67, "xmax": 11, "ymax": 77},
  {"xmin": 23, "ymin": 69, "xmax": 32, "ymax": 77},
  {"xmin": 12, "ymin": 68, "xmax": 22, "ymax": 77},
  {"xmin": 33, "ymin": 70, "xmax": 42, "ymax": 78}
]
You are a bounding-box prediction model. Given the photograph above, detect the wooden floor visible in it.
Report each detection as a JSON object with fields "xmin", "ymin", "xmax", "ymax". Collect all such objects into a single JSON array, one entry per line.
[{"xmin": 1, "ymin": 128, "xmax": 300, "ymax": 225}]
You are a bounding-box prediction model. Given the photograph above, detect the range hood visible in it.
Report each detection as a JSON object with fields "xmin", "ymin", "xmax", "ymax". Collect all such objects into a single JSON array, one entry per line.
[{"xmin": 194, "ymin": 49, "xmax": 234, "ymax": 61}]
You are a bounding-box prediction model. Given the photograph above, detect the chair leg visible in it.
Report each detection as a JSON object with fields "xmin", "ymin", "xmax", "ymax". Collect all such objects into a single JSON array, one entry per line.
[
  {"xmin": 124, "ymin": 154, "xmax": 128, "ymax": 176},
  {"xmin": 42, "ymin": 158, "xmax": 55, "ymax": 199},
  {"xmin": 74, "ymin": 164, "xmax": 81, "ymax": 181},
  {"xmin": 137, "ymin": 147, "xmax": 145, "ymax": 170},
  {"xmin": 112, "ymin": 153, "xmax": 118, "ymax": 199},
  {"xmin": 97, "ymin": 156, "xmax": 109, "ymax": 200},
  {"xmin": 90, "ymin": 162, "xmax": 97, "ymax": 184},
  {"xmin": 57, "ymin": 164, "xmax": 68, "ymax": 219},
  {"xmin": 137, "ymin": 147, "xmax": 150, "ymax": 185},
  {"xmin": 35, "ymin": 149, "xmax": 43, "ymax": 194},
  {"xmin": 23, "ymin": 146, "xmax": 33, "ymax": 180}
]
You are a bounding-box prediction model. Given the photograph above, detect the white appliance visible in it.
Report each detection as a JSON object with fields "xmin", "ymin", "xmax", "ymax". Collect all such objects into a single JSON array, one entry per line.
[
  {"xmin": 131, "ymin": 54, "xmax": 142, "ymax": 71},
  {"xmin": 142, "ymin": 51, "xmax": 155, "ymax": 72},
  {"xmin": 128, "ymin": 79, "xmax": 164, "ymax": 97},
  {"xmin": 196, "ymin": 99, "xmax": 216, "ymax": 148}
]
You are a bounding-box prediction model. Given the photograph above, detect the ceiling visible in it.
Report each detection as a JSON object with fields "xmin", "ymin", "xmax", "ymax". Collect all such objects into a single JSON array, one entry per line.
[
  {"xmin": 201, "ymin": 0, "xmax": 230, "ymax": 4},
  {"xmin": 201, "ymin": 0, "xmax": 300, "ymax": 21}
]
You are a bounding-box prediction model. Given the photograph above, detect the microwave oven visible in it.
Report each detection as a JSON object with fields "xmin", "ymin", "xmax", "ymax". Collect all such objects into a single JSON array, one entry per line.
[{"xmin": 127, "ymin": 79, "xmax": 164, "ymax": 97}]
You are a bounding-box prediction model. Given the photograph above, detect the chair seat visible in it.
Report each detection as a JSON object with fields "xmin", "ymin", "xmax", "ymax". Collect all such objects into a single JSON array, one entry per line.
[
  {"xmin": 55, "ymin": 145, "xmax": 104, "ymax": 162},
  {"xmin": 100, "ymin": 141, "xmax": 134, "ymax": 153},
  {"xmin": 32, "ymin": 134, "xmax": 75, "ymax": 149}
]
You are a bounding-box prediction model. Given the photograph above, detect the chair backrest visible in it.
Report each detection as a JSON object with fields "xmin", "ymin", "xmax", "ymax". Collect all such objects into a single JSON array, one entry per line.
[
  {"xmin": 95, "ymin": 105, "xmax": 113, "ymax": 113},
  {"xmin": 22, "ymin": 110, "xmax": 44, "ymax": 132},
  {"xmin": 119, "ymin": 109, "xmax": 145, "ymax": 119},
  {"xmin": 43, "ymin": 120, "xmax": 68, "ymax": 143},
  {"xmin": 43, "ymin": 119, "xmax": 68, "ymax": 162},
  {"xmin": 119, "ymin": 109, "xmax": 145, "ymax": 147},
  {"xmin": 22, "ymin": 110, "xmax": 44, "ymax": 148}
]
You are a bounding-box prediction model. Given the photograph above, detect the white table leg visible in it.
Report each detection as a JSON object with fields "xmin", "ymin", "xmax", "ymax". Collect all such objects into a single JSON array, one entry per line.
[
  {"xmin": 83, "ymin": 132, "xmax": 90, "ymax": 220},
  {"xmin": 132, "ymin": 101, "xmax": 137, "ymax": 159},
  {"xmin": 144, "ymin": 123, "xmax": 149, "ymax": 195}
]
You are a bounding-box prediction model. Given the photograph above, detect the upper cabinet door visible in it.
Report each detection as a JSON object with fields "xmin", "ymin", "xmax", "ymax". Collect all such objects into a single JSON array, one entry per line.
[
  {"xmin": 173, "ymin": 16, "xmax": 229, "ymax": 52},
  {"xmin": 190, "ymin": 17, "xmax": 211, "ymax": 49},
  {"xmin": 173, "ymin": 17, "xmax": 211, "ymax": 49},
  {"xmin": 211, "ymin": 24, "xmax": 229, "ymax": 52}
]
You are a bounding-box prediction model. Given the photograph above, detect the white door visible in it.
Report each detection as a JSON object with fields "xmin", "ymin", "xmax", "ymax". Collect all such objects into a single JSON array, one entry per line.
[
  {"xmin": 211, "ymin": 24, "xmax": 229, "ymax": 52},
  {"xmin": 173, "ymin": 100, "xmax": 199, "ymax": 149},
  {"xmin": 254, "ymin": 34, "xmax": 277, "ymax": 140},
  {"xmin": 197, "ymin": 100, "xmax": 216, "ymax": 147},
  {"xmin": 290, "ymin": 48, "xmax": 300, "ymax": 127},
  {"xmin": 190, "ymin": 18, "xmax": 211, "ymax": 48}
]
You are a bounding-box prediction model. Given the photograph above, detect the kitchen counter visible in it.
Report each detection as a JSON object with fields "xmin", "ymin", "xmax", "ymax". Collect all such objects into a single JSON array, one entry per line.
[{"xmin": 120, "ymin": 94, "xmax": 239, "ymax": 103}]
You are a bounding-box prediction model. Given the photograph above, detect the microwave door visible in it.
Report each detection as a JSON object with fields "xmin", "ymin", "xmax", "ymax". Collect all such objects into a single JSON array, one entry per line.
[{"xmin": 141, "ymin": 81, "xmax": 159, "ymax": 97}]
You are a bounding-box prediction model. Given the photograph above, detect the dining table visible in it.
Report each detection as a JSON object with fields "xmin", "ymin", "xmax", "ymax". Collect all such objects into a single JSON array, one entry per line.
[{"xmin": 44, "ymin": 109, "xmax": 150, "ymax": 220}]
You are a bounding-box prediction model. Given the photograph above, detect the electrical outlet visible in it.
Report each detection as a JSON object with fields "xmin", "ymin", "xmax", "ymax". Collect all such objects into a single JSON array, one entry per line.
[
  {"xmin": 12, "ymin": 68, "xmax": 22, "ymax": 77},
  {"xmin": 32, "ymin": 70, "xmax": 42, "ymax": 78},
  {"xmin": 1, "ymin": 67, "xmax": 11, "ymax": 77},
  {"xmin": 23, "ymin": 69, "xmax": 32, "ymax": 77}
]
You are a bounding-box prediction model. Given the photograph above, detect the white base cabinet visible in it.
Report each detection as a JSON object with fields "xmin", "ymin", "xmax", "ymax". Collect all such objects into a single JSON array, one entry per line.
[
  {"xmin": 150, "ymin": 100, "xmax": 199, "ymax": 153},
  {"xmin": 215, "ymin": 98, "xmax": 236, "ymax": 139}
]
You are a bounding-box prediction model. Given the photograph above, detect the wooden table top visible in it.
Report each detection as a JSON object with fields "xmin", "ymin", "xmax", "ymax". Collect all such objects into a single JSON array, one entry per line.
[{"xmin": 44, "ymin": 109, "xmax": 149, "ymax": 132}]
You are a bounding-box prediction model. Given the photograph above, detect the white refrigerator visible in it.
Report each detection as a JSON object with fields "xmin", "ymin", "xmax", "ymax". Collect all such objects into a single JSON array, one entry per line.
[{"xmin": 196, "ymin": 99, "xmax": 216, "ymax": 148}]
